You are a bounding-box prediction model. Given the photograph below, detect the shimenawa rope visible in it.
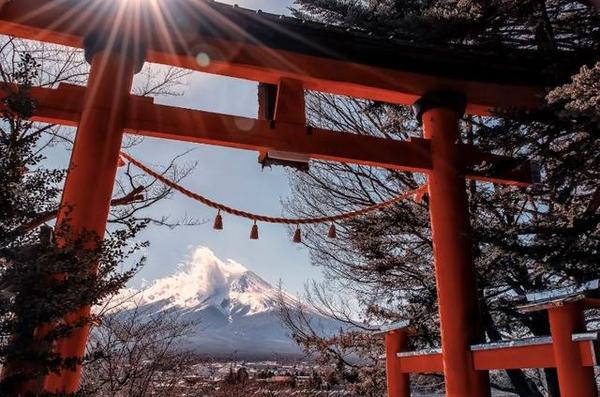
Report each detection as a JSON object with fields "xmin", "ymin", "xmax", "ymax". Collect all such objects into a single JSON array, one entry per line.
[{"xmin": 120, "ymin": 151, "xmax": 426, "ymax": 228}]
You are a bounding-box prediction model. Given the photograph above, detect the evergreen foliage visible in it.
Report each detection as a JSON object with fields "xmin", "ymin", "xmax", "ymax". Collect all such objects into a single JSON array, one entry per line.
[
  {"xmin": 0, "ymin": 52, "xmax": 146, "ymax": 394},
  {"xmin": 282, "ymin": 1, "xmax": 600, "ymax": 395}
]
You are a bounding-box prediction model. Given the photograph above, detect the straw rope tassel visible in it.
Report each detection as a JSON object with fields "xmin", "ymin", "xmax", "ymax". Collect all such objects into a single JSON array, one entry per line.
[
  {"xmin": 328, "ymin": 223, "xmax": 337, "ymax": 239},
  {"xmin": 293, "ymin": 226, "xmax": 302, "ymax": 243},
  {"xmin": 250, "ymin": 221, "xmax": 259, "ymax": 240},
  {"xmin": 213, "ymin": 210, "xmax": 223, "ymax": 230}
]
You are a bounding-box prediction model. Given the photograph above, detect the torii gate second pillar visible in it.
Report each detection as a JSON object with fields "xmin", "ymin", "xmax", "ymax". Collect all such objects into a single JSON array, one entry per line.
[
  {"xmin": 548, "ymin": 303, "xmax": 598, "ymax": 397},
  {"xmin": 415, "ymin": 92, "xmax": 490, "ymax": 397},
  {"xmin": 41, "ymin": 32, "xmax": 146, "ymax": 394}
]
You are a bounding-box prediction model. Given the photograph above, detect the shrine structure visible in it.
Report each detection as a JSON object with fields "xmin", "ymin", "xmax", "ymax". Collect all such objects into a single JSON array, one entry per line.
[{"xmin": 0, "ymin": 0, "xmax": 596, "ymax": 396}]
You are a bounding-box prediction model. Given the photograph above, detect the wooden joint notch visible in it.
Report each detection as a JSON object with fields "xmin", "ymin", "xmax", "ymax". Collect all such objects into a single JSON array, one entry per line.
[{"xmin": 258, "ymin": 78, "xmax": 309, "ymax": 171}]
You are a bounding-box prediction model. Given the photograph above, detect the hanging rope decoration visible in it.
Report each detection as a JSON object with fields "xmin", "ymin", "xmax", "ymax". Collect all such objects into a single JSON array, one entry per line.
[{"xmin": 119, "ymin": 152, "xmax": 427, "ymax": 242}]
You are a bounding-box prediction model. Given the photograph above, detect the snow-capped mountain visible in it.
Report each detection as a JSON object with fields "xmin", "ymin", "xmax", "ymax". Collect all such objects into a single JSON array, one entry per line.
[{"xmin": 117, "ymin": 247, "xmax": 338, "ymax": 359}]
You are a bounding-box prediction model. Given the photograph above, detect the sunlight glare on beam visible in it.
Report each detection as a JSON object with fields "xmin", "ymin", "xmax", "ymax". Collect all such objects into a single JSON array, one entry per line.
[{"xmin": 196, "ymin": 52, "xmax": 211, "ymax": 68}]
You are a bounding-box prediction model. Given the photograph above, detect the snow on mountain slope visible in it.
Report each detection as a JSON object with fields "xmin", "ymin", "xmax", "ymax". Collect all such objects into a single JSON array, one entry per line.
[
  {"xmin": 130, "ymin": 247, "xmax": 292, "ymax": 317},
  {"xmin": 118, "ymin": 247, "xmax": 338, "ymax": 358}
]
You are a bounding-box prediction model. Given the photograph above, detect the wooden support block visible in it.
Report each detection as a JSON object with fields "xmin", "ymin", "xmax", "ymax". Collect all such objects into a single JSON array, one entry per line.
[
  {"xmin": 259, "ymin": 78, "xmax": 310, "ymax": 170},
  {"xmin": 274, "ymin": 78, "xmax": 306, "ymax": 125}
]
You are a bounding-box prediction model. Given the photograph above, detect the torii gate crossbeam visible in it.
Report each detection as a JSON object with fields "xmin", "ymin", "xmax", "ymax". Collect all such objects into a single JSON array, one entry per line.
[
  {"xmin": 0, "ymin": 0, "xmax": 556, "ymax": 114},
  {"xmin": 0, "ymin": 82, "xmax": 534, "ymax": 186}
]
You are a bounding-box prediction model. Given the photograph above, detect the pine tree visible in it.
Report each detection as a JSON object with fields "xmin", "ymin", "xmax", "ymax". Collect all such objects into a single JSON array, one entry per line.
[
  {"xmin": 0, "ymin": 51, "xmax": 146, "ymax": 393},
  {"xmin": 0, "ymin": 34, "xmax": 194, "ymax": 393}
]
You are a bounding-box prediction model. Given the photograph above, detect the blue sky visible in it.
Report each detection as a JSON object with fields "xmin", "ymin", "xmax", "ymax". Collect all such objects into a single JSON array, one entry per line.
[
  {"xmin": 38, "ymin": 0, "xmax": 324, "ymax": 295},
  {"xmin": 122, "ymin": 0, "xmax": 324, "ymax": 295}
]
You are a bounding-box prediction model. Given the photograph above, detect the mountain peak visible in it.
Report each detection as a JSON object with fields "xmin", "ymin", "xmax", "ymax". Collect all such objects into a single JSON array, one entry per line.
[
  {"xmin": 112, "ymin": 246, "xmax": 342, "ymax": 359},
  {"xmin": 126, "ymin": 247, "xmax": 287, "ymax": 316},
  {"xmin": 187, "ymin": 246, "xmax": 249, "ymax": 279}
]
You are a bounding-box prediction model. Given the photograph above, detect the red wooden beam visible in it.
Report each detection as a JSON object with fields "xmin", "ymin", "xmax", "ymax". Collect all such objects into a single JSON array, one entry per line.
[
  {"xmin": 397, "ymin": 350, "xmax": 443, "ymax": 374},
  {"xmin": 0, "ymin": 83, "xmax": 534, "ymax": 185},
  {"xmin": 0, "ymin": 83, "xmax": 82, "ymax": 126},
  {"xmin": 472, "ymin": 340, "xmax": 556, "ymax": 370},
  {"xmin": 0, "ymin": 0, "xmax": 548, "ymax": 115},
  {"xmin": 473, "ymin": 339, "xmax": 598, "ymax": 371},
  {"xmin": 394, "ymin": 339, "xmax": 598, "ymax": 373},
  {"xmin": 114, "ymin": 98, "xmax": 537, "ymax": 185},
  {"xmin": 125, "ymin": 95, "xmax": 433, "ymax": 173}
]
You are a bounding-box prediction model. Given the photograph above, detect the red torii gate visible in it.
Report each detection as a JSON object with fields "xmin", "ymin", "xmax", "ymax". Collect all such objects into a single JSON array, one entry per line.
[
  {"xmin": 380, "ymin": 282, "xmax": 600, "ymax": 397},
  {"xmin": 0, "ymin": 0, "xmax": 589, "ymax": 395}
]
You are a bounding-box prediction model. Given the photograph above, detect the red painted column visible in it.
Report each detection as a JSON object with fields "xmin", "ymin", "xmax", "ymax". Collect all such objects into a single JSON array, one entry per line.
[
  {"xmin": 41, "ymin": 34, "xmax": 143, "ymax": 394},
  {"xmin": 415, "ymin": 92, "xmax": 490, "ymax": 397},
  {"xmin": 548, "ymin": 303, "xmax": 598, "ymax": 397},
  {"xmin": 385, "ymin": 330, "xmax": 410, "ymax": 397}
]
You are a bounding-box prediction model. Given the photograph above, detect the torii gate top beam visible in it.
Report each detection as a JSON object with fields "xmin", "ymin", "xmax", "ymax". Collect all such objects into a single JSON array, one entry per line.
[{"xmin": 0, "ymin": 0, "xmax": 568, "ymax": 114}]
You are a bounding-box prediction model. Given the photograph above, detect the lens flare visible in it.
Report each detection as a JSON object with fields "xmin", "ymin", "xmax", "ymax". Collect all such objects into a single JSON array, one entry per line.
[{"xmin": 196, "ymin": 52, "xmax": 211, "ymax": 68}]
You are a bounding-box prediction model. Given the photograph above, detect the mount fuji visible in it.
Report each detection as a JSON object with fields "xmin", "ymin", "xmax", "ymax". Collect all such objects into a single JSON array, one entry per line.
[{"xmin": 117, "ymin": 247, "xmax": 340, "ymax": 359}]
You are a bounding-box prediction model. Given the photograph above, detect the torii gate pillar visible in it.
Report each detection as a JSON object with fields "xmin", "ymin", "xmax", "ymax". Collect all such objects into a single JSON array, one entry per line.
[
  {"xmin": 548, "ymin": 303, "xmax": 598, "ymax": 397},
  {"xmin": 41, "ymin": 33, "xmax": 145, "ymax": 393},
  {"xmin": 385, "ymin": 328, "xmax": 411, "ymax": 397},
  {"xmin": 415, "ymin": 92, "xmax": 490, "ymax": 397}
]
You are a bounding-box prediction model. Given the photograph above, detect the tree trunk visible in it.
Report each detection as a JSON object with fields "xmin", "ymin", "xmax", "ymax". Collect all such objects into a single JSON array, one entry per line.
[
  {"xmin": 480, "ymin": 303, "xmax": 544, "ymax": 397},
  {"xmin": 544, "ymin": 368, "xmax": 561, "ymax": 397},
  {"xmin": 526, "ymin": 314, "xmax": 562, "ymax": 397}
]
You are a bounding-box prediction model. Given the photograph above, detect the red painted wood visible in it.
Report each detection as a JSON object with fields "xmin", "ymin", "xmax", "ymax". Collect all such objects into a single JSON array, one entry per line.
[
  {"xmin": 398, "ymin": 353, "xmax": 443, "ymax": 374},
  {"xmin": 548, "ymin": 305, "xmax": 598, "ymax": 397},
  {"xmin": 385, "ymin": 331, "xmax": 411, "ymax": 397},
  {"xmin": 392, "ymin": 339, "xmax": 597, "ymax": 374},
  {"xmin": 423, "ymin": 106, "xmax": 490, "ymax": 397},
  {"xmin": 274, "ymin": 78, "xmax": 306, "ymax": 125},
  {"xmin": 42, "ymin": 49, "xmax": 136, "ymax": 394},
  {"xmin": 473, "ymin": 343, "xmax": 555, "ymax": 370},
  {"xmin": 0, "ymin": 82, "xmax": 533, "ymax": 185},
  {"xmin": 0, "ymin": 0, "xmax": 544, "ymax": 114}
]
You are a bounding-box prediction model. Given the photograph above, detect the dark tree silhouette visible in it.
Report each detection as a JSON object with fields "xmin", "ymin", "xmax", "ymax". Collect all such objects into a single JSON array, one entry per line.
[
  {"xmin": 0, "ymin": 40, "xmax": 195, "ymax": 393},
  {"xmin": 281, "ymin": 1, "xmax": 600, "ymax": 395}
]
